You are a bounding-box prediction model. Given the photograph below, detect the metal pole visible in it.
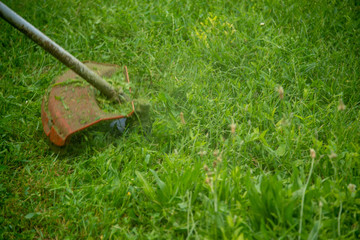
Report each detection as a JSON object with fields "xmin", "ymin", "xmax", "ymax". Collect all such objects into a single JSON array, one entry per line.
[{"xmin": 0, "ymin": 2, "xmax": 118, "ymax": 101}]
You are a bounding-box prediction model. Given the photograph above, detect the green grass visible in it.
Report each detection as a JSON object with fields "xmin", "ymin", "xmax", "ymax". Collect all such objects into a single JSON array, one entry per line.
[{"xmin": 1, "ymin": 0, "xmax": 360, "ymax": 239}]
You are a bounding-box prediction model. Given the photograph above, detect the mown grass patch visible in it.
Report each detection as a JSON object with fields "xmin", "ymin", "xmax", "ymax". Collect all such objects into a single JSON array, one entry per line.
[{"xmin": 1, "ymin": 0, "xmax": 359, "ymax": 239}]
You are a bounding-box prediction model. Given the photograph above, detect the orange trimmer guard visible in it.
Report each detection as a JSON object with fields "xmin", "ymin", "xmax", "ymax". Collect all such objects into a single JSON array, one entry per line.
[{"xmin": 41, "ymin": 62, "xmax": 134, "ymax": 146}]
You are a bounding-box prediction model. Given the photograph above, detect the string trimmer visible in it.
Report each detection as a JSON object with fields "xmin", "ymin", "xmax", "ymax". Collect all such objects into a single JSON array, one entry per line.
[{"xmin": 0, "ymin": 2, "xmax": 146, "ymax": 146}]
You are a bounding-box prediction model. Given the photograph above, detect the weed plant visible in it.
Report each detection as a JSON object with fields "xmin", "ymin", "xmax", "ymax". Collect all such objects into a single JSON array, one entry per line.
[{"xmin": 1, "ymin": 0, "xmax": 359, "ymax": 239}]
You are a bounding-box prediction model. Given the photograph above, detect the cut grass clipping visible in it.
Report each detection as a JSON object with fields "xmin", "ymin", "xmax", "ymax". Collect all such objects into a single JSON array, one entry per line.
[
  {"xmin": 95, "ymin": 71, "xmax": 134, "ymax": 116},
  {"xmin": 51, "ymin": 71, "xmax": 136, "ymax": 116}
]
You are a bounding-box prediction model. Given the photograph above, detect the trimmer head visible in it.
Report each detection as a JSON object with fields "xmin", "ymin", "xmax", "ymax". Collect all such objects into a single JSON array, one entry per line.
[{"xmin": 41, "ymin": 62, "xmax": 134, "ymax": 146}]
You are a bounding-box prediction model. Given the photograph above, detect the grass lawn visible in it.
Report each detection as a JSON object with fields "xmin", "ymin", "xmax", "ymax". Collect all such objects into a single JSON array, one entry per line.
[{"xmin": 1, "ymin": 0, "xmax": 360, "ymax": 239}]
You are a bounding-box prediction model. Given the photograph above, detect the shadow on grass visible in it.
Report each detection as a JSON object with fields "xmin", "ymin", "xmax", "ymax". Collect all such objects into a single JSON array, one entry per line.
[
  {"xmin": 47, "ymin": 121, "xmax": 126, "ymax": 157},
  {"xmin": 47, "ymin": 118, "xmax": 151, "ymax": 158}
]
